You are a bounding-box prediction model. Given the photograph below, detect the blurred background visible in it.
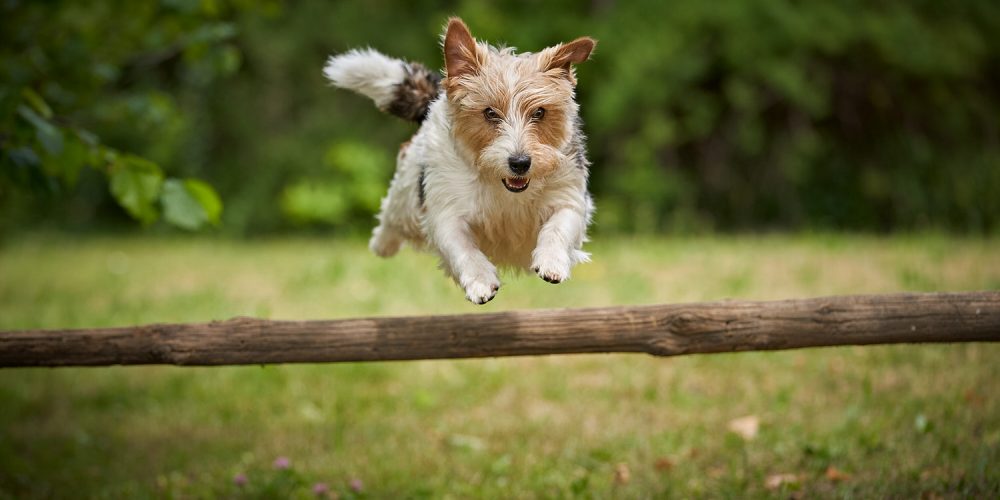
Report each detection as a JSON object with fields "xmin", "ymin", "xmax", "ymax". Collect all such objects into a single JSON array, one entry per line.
[
  {"xmin": 1, "ymin": 1, "xmax": 999, "ymax": 498},
  {"xmin": 3, "ymin": 0, "xmax": 998, "ymax": 236}
]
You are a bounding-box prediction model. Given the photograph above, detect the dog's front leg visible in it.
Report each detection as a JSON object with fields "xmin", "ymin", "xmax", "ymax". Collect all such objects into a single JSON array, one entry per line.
[
  {"xmin": 532, "ymin": 207, "xmax": 589, "ymax": 284},
  {"xmin": 432, "ymin": 219, "xmax": 501, "ymax": 304}
]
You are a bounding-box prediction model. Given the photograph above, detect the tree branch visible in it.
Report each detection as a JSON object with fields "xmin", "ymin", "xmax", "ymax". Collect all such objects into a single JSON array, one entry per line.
[{"xmin": 1, "ymin": 292, "xmax": 997, "ymax": 367}]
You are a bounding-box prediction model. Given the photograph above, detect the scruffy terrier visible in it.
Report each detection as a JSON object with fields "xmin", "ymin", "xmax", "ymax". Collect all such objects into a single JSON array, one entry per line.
[{"xmin": 324, "ymin": 18, "xmax": 596, "ymax": 304}]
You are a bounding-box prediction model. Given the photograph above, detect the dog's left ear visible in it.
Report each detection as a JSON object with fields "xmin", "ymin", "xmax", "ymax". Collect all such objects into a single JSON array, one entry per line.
[
  {"xmin": 443, "ymin": 17, "xmax": 483, "ymax": 82},
  {"xmin": 541, "ymin": 37, "xmax": 596, "ymax": 85}
]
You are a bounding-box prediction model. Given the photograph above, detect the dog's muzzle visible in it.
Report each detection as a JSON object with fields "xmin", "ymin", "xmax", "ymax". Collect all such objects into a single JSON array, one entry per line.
[
  {"xmin": 502, "ymin": 177, "xmax": 530, "ymax": 193},
  {"xmin": 508, "ymin": 154, "xmax": 531, "ymax": 176}
]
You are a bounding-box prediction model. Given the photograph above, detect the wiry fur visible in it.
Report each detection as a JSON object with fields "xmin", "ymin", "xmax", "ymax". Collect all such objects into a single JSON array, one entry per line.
[
  {"xmin": 325, "ymin": 18, "xmax": 597, "ymax": 304},
  {"xmin": 324, "ymin": 49, "xmax": 440, "ymax": 122},
  {"xmin": 386, "ymin": 64, "xmax": 441, "ymax": 123}
]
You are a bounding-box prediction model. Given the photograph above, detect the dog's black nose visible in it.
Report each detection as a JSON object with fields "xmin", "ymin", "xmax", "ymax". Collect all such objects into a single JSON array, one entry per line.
[{"xmin": 508, "ymin": 154, "xmax": 531, "ymax": 175}]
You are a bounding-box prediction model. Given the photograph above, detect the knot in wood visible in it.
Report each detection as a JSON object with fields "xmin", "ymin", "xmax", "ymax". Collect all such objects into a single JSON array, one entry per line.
[{"xmin": 666, "ymin": 312, "xmax": 702, "ymax": 336}]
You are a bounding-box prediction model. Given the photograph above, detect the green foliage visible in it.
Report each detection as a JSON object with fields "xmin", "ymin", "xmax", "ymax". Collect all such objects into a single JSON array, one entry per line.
[
  {"xmin": 0, "ymin": 0, "xmax": 251, "ymax": 230},
  {"xmin": 3, "ymin": 0, "xmax": 999, "ymax": 234},
  {"xmin": 585, "ymin": 0, "xmax": 1000, "ymax": 233},
  {"xmin": 280, "ymin": 141, "xmax": 392, "ymax": 228},
  {"xmin": 109, "ymin": 155, "xmax": 164, "ymax": 224},
  {"xmin": 162, "ymin": 178, "xmax": 223, "ymax": 229}
]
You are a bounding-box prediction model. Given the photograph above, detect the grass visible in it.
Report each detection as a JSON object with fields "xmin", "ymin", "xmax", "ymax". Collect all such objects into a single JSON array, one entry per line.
[{"xmin": 0, "ymin": 233, "xmax": 998, "ymax": 498}]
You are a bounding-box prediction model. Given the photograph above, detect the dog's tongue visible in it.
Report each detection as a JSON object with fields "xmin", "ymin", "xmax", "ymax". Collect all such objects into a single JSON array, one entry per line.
[{"xmin": 507, "ymin": 177, "xmax": 528, "ymax": 189}]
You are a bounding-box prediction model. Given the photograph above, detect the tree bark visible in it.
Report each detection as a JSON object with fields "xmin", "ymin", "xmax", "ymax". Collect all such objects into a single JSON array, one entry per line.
[{"xmin": 1, "ymin": 292, "xmax": 997, "ymax": 367}]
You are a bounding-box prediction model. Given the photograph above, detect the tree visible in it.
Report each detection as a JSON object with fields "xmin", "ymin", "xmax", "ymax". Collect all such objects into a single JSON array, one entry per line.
[{"xmin": 0, "ymin": 0, "xmax": 271, "ymax": 229}]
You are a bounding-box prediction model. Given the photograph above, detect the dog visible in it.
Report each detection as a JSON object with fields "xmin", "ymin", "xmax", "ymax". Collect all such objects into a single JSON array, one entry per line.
[{"xmin": 324, "ymin": 17, "xmax": 596, "ymax": 304}]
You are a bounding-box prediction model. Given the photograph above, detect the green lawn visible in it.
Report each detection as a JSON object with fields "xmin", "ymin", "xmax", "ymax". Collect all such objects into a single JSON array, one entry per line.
[{"xmin": 0, "ymin": 233, "xmax": 998, "ymax": 498}]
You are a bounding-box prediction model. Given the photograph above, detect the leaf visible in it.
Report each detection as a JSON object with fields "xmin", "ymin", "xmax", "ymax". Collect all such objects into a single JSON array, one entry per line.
[
  {"xmin": 161, "ymin": 178, "xmax": 221, "ymax": 230},
  {"xmin": 44, "ymin": 134, "xmax": 89, "ymax": 185},
  {"xmin": 963, "ymin": 389, "xmax": 984, "ymax": 407},
  {"xmin": 110, "ymin": 156, "xmax": 163, "ymax": 224},
  {"xmin": 727, "ymin": 415, "xmax": 760, "ymax": 440},
  {"xmin": 613, "ymin": 463, "xmax": 631, "ymax": 485},
  {"xmin": 187, "ymin": 22, "xmax": 238, "ymax": 45},
  {"xmin": 824, "ymin": 466, "xmax": 851, "ymax": 482},
  {"xmin": 21, "ymin": 88, "xmax": 53, "ymax": 119},
  {"xmin": 654, "ymin": 457, "xmax": 674, "ymax": 472},
  {"xmin": 161, "ymin": 180, "xmax": 200, "ymax": 229},
  {"xmin": 182, "ymin": 179, "xmax": 222, "ymax": 225},
  {"xmin": 765, "ymin": 473, "xmax": 800, "ymax": 490},
  {"xmin": 75, "ymin": 128, "xmax": 99, "ymax": 147},
  {"xmin": 216, "ymin": 44, "xmax": 243, "ymax": 76},
  {"xmin": 5, "ymin": 147, "xmax": 41, "ymax": 169},
  {"xmin": 17, "ymin": 105, "xmax": 63, "ymax": 155},
  {"xmin": 280, "ymin": 181, "xmax": 349, "ymax": 225}
]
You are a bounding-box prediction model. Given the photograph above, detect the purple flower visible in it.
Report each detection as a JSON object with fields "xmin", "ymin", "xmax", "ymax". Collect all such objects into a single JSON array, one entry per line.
[
  {"xmin": 233, "ymin": 473, "xmax": 248, "ymax": 486},
  {"xmin": 312, "ymin": 482, "xmax": 329, "ymax": 496},
  {"xmin": 273, "ymin": 456, "xmax": 291, "ymax": 470},
  {"xmin": 349, "ymin": 477, "xmax": 364, "ymax": 493}
]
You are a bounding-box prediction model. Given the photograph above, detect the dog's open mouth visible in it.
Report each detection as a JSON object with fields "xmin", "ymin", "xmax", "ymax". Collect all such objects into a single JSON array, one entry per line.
[{"xmin": 502, "ymin": 177, "xmax": 530, "ymax": 193}]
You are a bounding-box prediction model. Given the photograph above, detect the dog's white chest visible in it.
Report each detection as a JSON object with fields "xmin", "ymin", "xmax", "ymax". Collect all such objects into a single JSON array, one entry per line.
[{"xmin": 467, "ymin": 191, "xmax": 548, "ymax": 268}]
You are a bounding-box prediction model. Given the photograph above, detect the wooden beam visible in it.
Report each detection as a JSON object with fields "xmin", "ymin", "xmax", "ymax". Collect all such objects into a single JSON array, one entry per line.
[{"xmin": 1, "ymin": 292, "xmax": 998, "ymax": 367}]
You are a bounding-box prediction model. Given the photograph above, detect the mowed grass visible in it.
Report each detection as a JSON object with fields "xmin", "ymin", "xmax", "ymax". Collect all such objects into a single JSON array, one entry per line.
[{"xmin": 0, "ymin": 233, "xmax": 998, "ymax": 498}]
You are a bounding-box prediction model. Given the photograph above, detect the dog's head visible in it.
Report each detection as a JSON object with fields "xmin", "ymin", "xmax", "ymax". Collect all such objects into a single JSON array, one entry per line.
[{"xmin": 442, "ymin": 18, "xmax": 595, "ymax": 193}]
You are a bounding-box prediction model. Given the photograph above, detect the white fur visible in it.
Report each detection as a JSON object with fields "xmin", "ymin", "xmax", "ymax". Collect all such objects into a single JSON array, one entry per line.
[
  {"xmin": 329, "ymin": 49, "xmax": 593, "ymax": 305},
  {"xmin": 323, "ymin": 49, "xmax": 406, "ymax": 109}
]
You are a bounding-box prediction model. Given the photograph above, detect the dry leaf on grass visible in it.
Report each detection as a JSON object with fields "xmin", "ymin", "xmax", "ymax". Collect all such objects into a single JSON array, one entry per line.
[
  {"xmin": 765, "ymin": 473, "xmax": 800, "ymax": 490},
  {"xmin": 613, "ymin": 463, "xmax": 631, "ymax": 485},
  {"xmin": 727, "ymin": 415, "xmax": 760, "ymax": 440},
  {"xmin": 654, "ymin": 457, "xmax": 674, "ymax": 472},
  {"xmin": 825, "ymin": 466, "xmax": 851, "ymax": 482},
  {"xmin": 919, "ymin": 467, "xmax": 952, "ymax": 481},
  {"xmin": 963, "ymin": 389, "xmax": 984, "ymax": 406}
]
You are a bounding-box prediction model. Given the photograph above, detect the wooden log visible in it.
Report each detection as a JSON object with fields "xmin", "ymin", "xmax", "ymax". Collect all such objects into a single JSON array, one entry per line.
[{"xmin": 1, "ymin": 292, "xmax": 998, "ymax": 367}]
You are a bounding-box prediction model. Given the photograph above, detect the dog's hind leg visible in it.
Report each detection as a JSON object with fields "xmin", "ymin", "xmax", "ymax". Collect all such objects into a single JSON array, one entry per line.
[
  {"xmin": 368, "ymin": 154, "xmax": 422, "ymax": 258},
  {"xmin": 369, "ymin": 224, "xmax": 403, "ymax": 257}
]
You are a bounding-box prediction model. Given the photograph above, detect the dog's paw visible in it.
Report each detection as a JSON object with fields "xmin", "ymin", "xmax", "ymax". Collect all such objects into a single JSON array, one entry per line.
[
  {"xmin": 369, "ymin": 227, "xmax": 401, "ymax": 257},
  {"xmin": 531, "ymin": 249, "xmax": 571, "ymax": 284},
  {"xmin": 463, "ymin": 279, "xmax": 500, "ymax": 305},
  {"xmin": 459, "ymin": 267, "xmax": 501, "ymax": 305}
]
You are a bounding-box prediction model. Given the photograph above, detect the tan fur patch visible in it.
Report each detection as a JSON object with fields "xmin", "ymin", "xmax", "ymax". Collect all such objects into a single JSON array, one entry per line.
[
  {"xmin": 451, "ymin": 103, "xmax": 499, "ymax": 156},
  {"xmin": 448, "ymin": 51, "xmax": 580, "ymax": 175},
  {"xmin": 536, "ymin": 37, "xmax": 596, "ymax": 86},
  {"xmin": 440, "ymin": 20, "xmax": 595, "ymax": 182},
  {"xmin": 443, "ymin": 18, "xmax": 485, "ymax": 94}
]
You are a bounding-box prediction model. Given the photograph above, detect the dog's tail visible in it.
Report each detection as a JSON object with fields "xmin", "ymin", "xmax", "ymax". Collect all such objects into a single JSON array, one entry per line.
[{"xmin": 324, "ymin": 49, "xmax": 441, "ymax": 123}]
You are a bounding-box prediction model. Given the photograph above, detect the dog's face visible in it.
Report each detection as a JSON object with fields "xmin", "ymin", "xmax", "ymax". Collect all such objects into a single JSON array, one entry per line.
[{"xmin": 442, "ymin": 18, "xmax": 594, "ymax": 193}]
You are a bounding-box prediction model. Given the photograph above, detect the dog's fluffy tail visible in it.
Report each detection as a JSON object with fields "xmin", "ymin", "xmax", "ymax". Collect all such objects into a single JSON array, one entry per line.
[{"xmin": 324, "ymin": 49, "xmax": 441, "ymax": 123}]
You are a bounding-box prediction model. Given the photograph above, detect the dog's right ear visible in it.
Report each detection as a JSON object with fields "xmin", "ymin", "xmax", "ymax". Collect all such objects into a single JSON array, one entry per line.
[
  {"xmin": 443, "ymin": 17, "xmax": 482, "ymax": 81},
  {"xmin": 539, "ymin": 37, "xmax": 596, "ymax": 86}
]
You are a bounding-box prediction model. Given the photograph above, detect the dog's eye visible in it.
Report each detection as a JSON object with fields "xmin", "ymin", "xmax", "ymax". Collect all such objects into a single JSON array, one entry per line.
[
  {"xmin": 531, "ymin": 107, "xmax": 545, "ymax": 120},
  {"xmin": 483, "ymin": 107, "xmax": 500, "ymax": 122}
]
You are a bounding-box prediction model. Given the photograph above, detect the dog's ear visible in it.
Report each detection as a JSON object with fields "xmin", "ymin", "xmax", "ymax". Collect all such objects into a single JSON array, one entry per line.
[
  {"xmin": 443, "ymin": 17, "xmax": 482, "ymax": 81},
  {"xmin": 541, "ymin": 37, "xmax": 596, "ymax": 85}
]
